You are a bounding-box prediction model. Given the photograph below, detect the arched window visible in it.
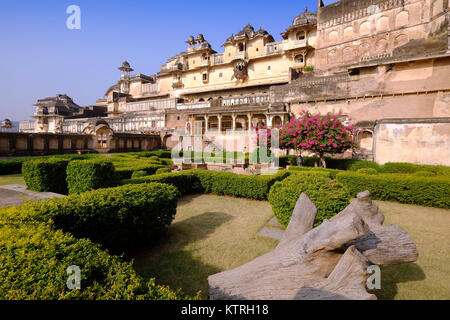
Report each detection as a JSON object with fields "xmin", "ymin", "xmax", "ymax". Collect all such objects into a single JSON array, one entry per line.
[{"xmin": 239, "ymin": 43, "xmax": 245, "ymax": 52}]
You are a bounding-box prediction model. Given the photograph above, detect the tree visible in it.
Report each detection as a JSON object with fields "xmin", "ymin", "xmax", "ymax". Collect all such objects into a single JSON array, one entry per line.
[{"xmin": 279, "ymin": 111, "xmax": 361, "ymax": 168}]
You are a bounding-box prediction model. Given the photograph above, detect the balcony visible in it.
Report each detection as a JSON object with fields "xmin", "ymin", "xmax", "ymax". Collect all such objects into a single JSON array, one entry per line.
[
  {"xmin": 284, "ymin": 39, "xmax": 308, "ymax": 51},
  {"xmin": 234, "ymin": 51, "xmax": 248, "ymax": 60},
  {"xmin": 141, "ymin": 83, "xmax": 160, "ymax": 95},
  {"xmin": 19, "ymin": 121, "xmax": 35, "ymax": 132},
  {"xmin": 265, "ymin": 42, "xmax": 283, "ymax": 55},
  {"xmin": 172, "ymin": 79, "xmax": 184, "ymax": 89},
  {"xmin": 177, "ymin": 102, "xmax": 211, "ymax": 111},
  {"xmin": 160, "ymin": 63, "xmax": 185, "ymax": 74},
  {"xmin": 212, "ymin": 53, "xmax": 224, "ymax": 65},
  {"xmin": 221, "ymin": 94, "xmax": 270, "ymax": 107}
]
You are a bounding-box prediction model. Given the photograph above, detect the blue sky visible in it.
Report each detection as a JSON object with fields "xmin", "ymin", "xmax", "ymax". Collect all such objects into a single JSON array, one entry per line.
[{"xmin": 0, "ymin": 0, "xmax": 335, "ymax": 121}]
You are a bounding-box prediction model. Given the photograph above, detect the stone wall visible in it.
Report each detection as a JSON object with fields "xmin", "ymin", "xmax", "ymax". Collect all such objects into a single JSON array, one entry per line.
[{"xmin": 374, "ymin": 118, "xmax": 450, "ymax": 165}]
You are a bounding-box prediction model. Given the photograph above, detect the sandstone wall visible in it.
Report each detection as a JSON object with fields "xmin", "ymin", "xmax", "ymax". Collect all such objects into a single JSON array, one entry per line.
[{"xmin": 374, "ymin": 118, "xmax": 450, "ymax": 165}]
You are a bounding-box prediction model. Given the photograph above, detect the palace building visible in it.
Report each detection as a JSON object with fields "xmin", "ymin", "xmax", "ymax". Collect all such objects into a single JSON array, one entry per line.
[{"xmin": 15, "ymin": 0, "xmax": 450, "ymax": 166}]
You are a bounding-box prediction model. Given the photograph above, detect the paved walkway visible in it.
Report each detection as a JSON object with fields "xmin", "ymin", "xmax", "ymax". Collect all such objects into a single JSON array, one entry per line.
[{"xmin": 0, "ymin": 185, "xmax": 65, "ymax": 208}]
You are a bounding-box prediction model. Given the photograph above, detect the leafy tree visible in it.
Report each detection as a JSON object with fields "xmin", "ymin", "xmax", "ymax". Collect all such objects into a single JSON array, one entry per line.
[{"xmin": 279, "ymin": 111, "xmax": 361, "ymax": 168}]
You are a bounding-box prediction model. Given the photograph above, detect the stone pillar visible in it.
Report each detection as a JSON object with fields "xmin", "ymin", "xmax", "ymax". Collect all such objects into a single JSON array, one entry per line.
[
  {"xmin": 266, "ymin": 115, "xmax": 274, "ymax": 128},
  {"xmin": 204, "ymin": 115, "xmax": 209, "ymax": 133},
  {"xmin": 218, "ymin": 115, "xmax": 222, "ymax": 133},
  {"xmin": 232, "ymin": 114, "xmax": 237, "ymax": 131},
  {"xmin": 247, "ymin": 113, "xmax": 252, "ymax": 131}
]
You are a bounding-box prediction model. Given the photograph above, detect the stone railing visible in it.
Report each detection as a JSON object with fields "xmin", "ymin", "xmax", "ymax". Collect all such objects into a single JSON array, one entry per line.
[
  {"xmin": 141, "ymin": 83, "xmax": 160, "ymax": 95},
  {"xmin": 177, "ymin": 101, "xmax": 211, "ymax": 110},
  {"xmin": 126, "ymin": 99, "xmax": 176, "ymax": 112},
  {"xmin": 265, "ymin": 42, "xmax": 283, "ymax": 55},
  {"xmin": 212, "ymin": 53, "xmax": 224, "ymax": 65},
  {"xmin": 221, "ymin": 94, "xmax": 270, "ymax": 107},
  {"xmin": 19, "ymin": 121, "xmax": 35, "ymax": 132}
]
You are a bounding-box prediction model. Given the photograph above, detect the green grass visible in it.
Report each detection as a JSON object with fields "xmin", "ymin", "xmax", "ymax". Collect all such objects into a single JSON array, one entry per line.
[
  {"xmin": 130, "ymin": 195, "xmax": 450, "ymax": 300},
  {"xmin": 0, "ymin": 174, "xmax": 25, "ymax": 186},
  {"xmin": 128, "ymin": 194, "xmax": 278, "ymax": 299},
  {"xmin": 373, "ymin": 201, "xmax": 450, "ymax": 300}
]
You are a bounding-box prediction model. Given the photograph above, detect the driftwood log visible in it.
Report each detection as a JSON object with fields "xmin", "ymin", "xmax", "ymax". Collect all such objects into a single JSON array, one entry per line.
[{"xmin": 208, "ymin": 191, "xmax": 418, "ymax": 300}]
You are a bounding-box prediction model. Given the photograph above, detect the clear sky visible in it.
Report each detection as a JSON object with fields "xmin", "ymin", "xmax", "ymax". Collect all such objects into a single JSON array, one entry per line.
[{"xmin": 0, "ymin": 0, "xmax": 334, "ymax": 121}]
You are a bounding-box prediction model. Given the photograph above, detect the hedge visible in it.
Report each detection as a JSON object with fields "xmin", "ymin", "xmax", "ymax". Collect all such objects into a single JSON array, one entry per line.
[
  {"xmin": 378, "ymin": 162, "xmax": 450, "ymax": 176},
  {"xmin": 0, "ymin": 213, "xmax": 187, "ymax": 300},
  {"xmin": 122, "ymin": 170, "xmax": 203, "ymax": 195},
  {"xmin": 66, "ymin": 160, "xmax": 118, "ymax": 194},
  {"xmin": 268, "ymin": 172, "xmax": 351, "ymax": 227},
  {"xmin": 288, "ymin": 166, "xmax": 341, "ymax": 179},
  {"xmin": 22, "ymin": 159, "xmax": 69, "ymax": 194},
  {"xmin": 0, "ymin": 154, "xmax": 102, "ymax": 176},
  {"xmin": 131, "ymin": 170, "xmax": 148, "ymax": 178},
  {"xmin": 14, "ymin": 183, "xmax": 180, "ymax": 252},
  {"xmin": 336, "ymin": 172, "xmax": 450, "ymax": 208},
  {"xmin": 123, "ymin": 169, "xmax": 291, "ymax": 200},
  {"xmin": 114, "ymin": 163, "xmax": 165, "ymax": 180},
  {"xmin": 356, "ymin": 168, "xmax": 378, "ymax": 175},
  {"xmin": 155, "ymin": 167, "xmax": 171, "ymax": 175}
]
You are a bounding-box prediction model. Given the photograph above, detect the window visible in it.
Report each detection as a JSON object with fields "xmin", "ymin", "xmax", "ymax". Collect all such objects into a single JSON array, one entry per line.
[
  {"xmin": 239, "ymin": 43, "xmax": 245, "ymax": 52},
  {"xmin": 219, "ymin": 73, "xmax": 223, "ymax": 78},
  {"xmin": 202, "ymin": 73, "xmax": 208, "ymax": 82},
  {"xmin": 297, "ymin": 31, "xmax": 306, "ymax": 40},
  {"xmin": 193, "ymin": 76, "xmax": 196, "ymax": 81},
  {"xmin": 256, "ymin": 48, "xmax": 259, "ymax": 52}
]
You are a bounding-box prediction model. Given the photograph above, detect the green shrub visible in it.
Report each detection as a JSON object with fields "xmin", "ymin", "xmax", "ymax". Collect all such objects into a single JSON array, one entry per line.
[
  {"xmin": 66, "ymin": 160, "xmax": 117, "ymax": 194},
  {"xmin": 269, "ymin": 173, "xmax": 351, "ymax": 227},
  {"xmin": 22, "ymin": 159, "xmax": 69, "ymax": 194},
  {"xmin": 278, "ymin": 155, "xmax": 298, "ymax": 167},
  {"xmin": 123, "ymin": 170, "xmax": 202, "ymax": 195},
  {"xmin": 0, "ymin": 215, "xmax": 187, "ymax": 300},
  {"xmin": 336, "ymin": 172, "xmax": 450, "ymax": 208},
  {"xmin": 123, "ymin": 169, "xmax": 291, "ymax": 200},
  {"xmin": 131, "ymin": 170, "xmax": 148, "ymax": 178},
  {"xmin": 156, "ymin": 167, "xmax": 171, "ymax": 175},
  {"xmin": 379, "ymin": 162, "xmax": 450, "ymax": 175},
  {"xmin": 356, "ymin": 168, "xmax": 379, "ymax": 175},
  {"xmin": 413, "ymin": 170, "xmax": 436, "ymax": 177},
  {"xmin": 0, "ymin": 158, "xmax": 30, "ymax": 175},
  {"xmin": 288, "ymin": 166, "xmax": 341, "ymax": 179},
  {"xmin": 17, "ymin": 183, "xmax": 180, "ymax": 252},
  {"xmin": 114, "ymin": 163, "xmax": 165, "ymax": 180}
]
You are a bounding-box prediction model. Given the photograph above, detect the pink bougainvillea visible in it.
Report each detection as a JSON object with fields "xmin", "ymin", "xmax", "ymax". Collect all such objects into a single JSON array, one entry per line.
[{"xmin": 279, "ymin": 111, "xmax": 361, "ymax": 167}]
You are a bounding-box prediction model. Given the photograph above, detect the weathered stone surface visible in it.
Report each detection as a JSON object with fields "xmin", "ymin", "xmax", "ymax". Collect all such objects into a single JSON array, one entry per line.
[{"xmin": 0, "ymin": 184, "xmax": 65, "ymax": 208}]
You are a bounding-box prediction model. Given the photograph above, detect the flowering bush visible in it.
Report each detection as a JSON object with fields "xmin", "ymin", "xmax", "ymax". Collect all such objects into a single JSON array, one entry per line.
[{"xmin": 279, "ymin": 111, "xmax": 361, "ymax": 167}]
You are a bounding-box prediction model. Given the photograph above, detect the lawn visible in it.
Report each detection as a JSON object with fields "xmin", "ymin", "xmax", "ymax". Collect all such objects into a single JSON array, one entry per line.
[
  {"xmin": 130, "ymin": 195, "xmax": 450, "ymax": 300},
  {"xmin": 0, "ymin": 174, "xmax": 25, "ymax": 186}
]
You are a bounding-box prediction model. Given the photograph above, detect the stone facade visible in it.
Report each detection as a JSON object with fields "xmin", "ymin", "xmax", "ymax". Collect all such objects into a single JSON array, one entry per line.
[{"xmin": 14, "ymin": 1, "xmax": 450, "ymax": 165}]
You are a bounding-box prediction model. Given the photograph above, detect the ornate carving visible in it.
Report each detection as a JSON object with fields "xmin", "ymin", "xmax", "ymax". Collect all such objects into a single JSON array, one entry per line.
[{"xmin": 232, "ymin": 60, "xmax": 248, "ymax": 81}]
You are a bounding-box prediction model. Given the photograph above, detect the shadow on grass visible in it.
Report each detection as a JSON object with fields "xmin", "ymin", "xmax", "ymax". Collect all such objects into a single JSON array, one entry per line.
[
  {"xmin": 128, "ymin": 211, "xmax": 233, "ymax": 298},
  {"xmin": 371, "ymin": 262, "xmax": 426, "ymax": 300}
]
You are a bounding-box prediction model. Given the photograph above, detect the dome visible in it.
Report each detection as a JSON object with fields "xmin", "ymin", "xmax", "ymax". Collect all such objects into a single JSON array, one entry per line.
[
  {"xmin": 292, "ymin": 8, "xmax": 317, "ymax": 27},
  {"xmin": 1, "ymin": 119, "xmax": 13, "ymax": 128},
  {"xmin": 118, "ymin": 61, "xmax": 134, "ymax": 72}
]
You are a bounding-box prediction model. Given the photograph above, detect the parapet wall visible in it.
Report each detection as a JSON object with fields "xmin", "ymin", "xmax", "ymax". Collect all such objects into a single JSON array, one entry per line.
[
  {"xmin": 0, "ymin": 132, "xmax": 161, "ymax": 156},
  {"xmin": 374, "ymin": 118, "xmax": 450, "ymax": 165}
]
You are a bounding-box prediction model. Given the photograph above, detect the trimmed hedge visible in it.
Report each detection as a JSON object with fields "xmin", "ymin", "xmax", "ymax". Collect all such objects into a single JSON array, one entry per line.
[
  {"xmin": 336, "ymin": 172, "xmax": 450, "ymax": 208},
  {"xmin": 356, "ymin": 168, "xmax": 378, "ymax": 175},
  {"xmin": 0, "ymin": 154, "xmax": 102, "ymax": 176},
  {"xmin": 0, "ymin": 212, "xmax": 187, "ymax": 300},
  {"xmin": 123, "ymin": 169, "xmax": 291, "ymax": 200},
  {"xmin": 131, "ymin": 170, "xmax": 148, "ymax": 178},
  {"xmin": 66, "ymin": 160, "xmax": 117, "ymax": 194},
  {"xmin": 114, "ymin": 163, "xmax": 165, "ymax": 180},
  {"xmin": 123, "ymin": 170, "xmax": 203, "ymax": 195},
  {"xmin": 288, "ymin": 166, "xmax": 341, "ymax": 179},
  {"xmin": 268, "ymin": 172, "xmax": 351, "ymax": 227},
  {"xmin": 22, "ymin": 159, "xmax": 69, "ymax": 194},
  {"xmin": 155, "ymin": 167, "xmax": 171, "ymax": 175},
  {"xmin": 379, "ymin": 162, "xmax": 450, "ymax": 176},
  {"xmin": 9, "ymin": 182, "xmax": 180, "ymax": 252}
]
